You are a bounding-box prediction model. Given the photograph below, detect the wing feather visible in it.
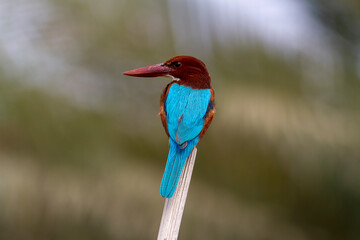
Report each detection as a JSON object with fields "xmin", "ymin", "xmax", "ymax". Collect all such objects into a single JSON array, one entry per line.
[{"xmin": 165, "ymin": 84, "xmax": 211, "ymax": 145}]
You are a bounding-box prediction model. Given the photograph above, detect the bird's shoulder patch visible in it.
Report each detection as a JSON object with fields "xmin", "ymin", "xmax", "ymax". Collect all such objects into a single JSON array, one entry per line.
[
  {"xmin": 159, "ymin": 81, "xmax": 177, "ymax": 137},
  {"xmin": 204, "ymin": 88, "xmax": 215, "ymax": 118},
  {"xmin": 200, "ymin": 88, "xmax": 215, "ymax": 139}
]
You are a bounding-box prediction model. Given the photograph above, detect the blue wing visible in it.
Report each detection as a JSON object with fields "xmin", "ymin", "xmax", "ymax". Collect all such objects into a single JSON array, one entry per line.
[
  {"xmin": 165, "ymin": 84, "xmax": 211, "ymax": 144},
  {"xmin": 160, "ymin": 83, "xmax": 211, "ymax": 198}
]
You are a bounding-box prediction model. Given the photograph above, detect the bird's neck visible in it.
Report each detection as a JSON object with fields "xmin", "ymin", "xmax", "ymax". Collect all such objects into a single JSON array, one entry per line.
[{"xmin": 179, "ymin": 74, "xmax": 211, "ymax": 89}]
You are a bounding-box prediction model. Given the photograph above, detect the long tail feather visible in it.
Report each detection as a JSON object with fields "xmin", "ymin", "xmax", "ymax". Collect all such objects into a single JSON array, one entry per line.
[{"xmin": 160, "ymin": 138, "xmax": 198, "ymax": 198}]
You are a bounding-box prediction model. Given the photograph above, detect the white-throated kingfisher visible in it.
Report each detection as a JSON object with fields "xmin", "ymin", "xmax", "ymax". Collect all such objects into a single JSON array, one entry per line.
[{"xmin": 123, "ymin": 56, "xmax": 215, "ymax": 198}]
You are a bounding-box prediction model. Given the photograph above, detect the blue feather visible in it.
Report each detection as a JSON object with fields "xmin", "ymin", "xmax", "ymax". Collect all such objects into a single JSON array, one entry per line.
[
  {"xmin": 160, "ymin": 84, "xmax": 211, "ymax": 198},
  {"xmin": 160, "ymin": 138, "xmax": 199, "ymax": 198}
]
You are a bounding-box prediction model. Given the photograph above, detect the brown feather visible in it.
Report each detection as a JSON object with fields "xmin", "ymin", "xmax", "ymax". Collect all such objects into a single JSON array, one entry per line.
[
  {"xmin": 159, "ymin": 81, "xmax": 177, "ymax": 137},
  {"xmin": 199, "ymin": 109, "xmax": 215, "ymax": 140},
  {"xmin": 163, "ymin": 56, "xmax": 211, "ymax": 89},
  {"xmin": 199, "ymin": 88, "xmax": 215, "ymax": 139}
]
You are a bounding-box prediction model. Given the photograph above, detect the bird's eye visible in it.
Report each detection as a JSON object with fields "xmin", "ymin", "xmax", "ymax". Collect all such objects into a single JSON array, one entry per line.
[{"xmin": 172, "ymin": 62, "xmax": 181, "ymax": 68}]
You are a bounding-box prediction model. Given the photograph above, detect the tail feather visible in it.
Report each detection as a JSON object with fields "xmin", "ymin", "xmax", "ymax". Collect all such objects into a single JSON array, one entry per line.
[{"xmin": 160, "ymin": 138, "xmax": 198, "ymax": 198}]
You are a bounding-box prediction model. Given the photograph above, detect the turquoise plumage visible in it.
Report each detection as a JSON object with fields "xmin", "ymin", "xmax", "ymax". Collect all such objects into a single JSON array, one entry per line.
[{"xmin": 160, "ymin": 84, "xmax": 211, "ymax": 198}]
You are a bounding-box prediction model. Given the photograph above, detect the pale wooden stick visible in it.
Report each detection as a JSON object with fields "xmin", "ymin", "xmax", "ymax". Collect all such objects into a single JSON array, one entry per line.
[{"xmin": 157, "ymin": 147, "xmax": 198, "ymax": 240}]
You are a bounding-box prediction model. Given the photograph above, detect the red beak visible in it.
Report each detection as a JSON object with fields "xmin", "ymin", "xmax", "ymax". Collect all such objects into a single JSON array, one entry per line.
[{"xmin": 123, "ymin": 64, "xmax": 172, "ymax": 78}]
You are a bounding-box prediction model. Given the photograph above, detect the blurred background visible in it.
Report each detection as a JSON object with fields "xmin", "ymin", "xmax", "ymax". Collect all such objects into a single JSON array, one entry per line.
[{"xmin": 0, "ymin": 0, "xmax": 359, "ymax": 239}]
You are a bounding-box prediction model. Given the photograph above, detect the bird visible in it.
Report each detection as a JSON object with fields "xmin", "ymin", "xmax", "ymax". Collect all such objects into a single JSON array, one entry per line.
[{"xmin": 123, "ymin": 56, "xmax": 215, "ymax": 198}]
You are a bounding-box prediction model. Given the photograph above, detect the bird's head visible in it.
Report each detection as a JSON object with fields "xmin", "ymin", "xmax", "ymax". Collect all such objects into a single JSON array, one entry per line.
[{"xmin": 123, "ymin": 56, "xmax": 211, "ymax": 89}]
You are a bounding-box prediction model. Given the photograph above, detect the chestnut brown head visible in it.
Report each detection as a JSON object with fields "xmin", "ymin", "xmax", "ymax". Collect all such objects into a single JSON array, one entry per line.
[{"xmin": 123, "ymin": 55, "xmax": 211, "ymax": 89}]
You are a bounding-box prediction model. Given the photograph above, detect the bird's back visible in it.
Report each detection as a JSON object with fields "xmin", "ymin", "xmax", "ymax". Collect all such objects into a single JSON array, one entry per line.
[
  {"xmin": 165, "ymin": 83, "xmax": 211, "ymax": 145},
  {"xmin": 160, "ymin": 83, "xmax": 211, "ymax": 198}
]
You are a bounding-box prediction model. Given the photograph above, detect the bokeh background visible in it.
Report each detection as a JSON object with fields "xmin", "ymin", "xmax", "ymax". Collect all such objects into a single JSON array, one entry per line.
[{"xmin": 0, "ymin": 0, "xmax": 360, "ymax": 239}]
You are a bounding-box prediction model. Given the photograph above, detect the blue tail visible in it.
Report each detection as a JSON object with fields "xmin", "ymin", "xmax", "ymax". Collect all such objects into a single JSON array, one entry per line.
[{"xmin": 160, "ymin": 138, "xmax": 198, "ymax": 198}]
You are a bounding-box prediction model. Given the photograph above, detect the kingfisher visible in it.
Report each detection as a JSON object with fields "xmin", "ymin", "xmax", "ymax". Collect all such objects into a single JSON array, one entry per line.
[{"xmin": 123, "ymin": 56, "xmax": 215, "ymax": 198}]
